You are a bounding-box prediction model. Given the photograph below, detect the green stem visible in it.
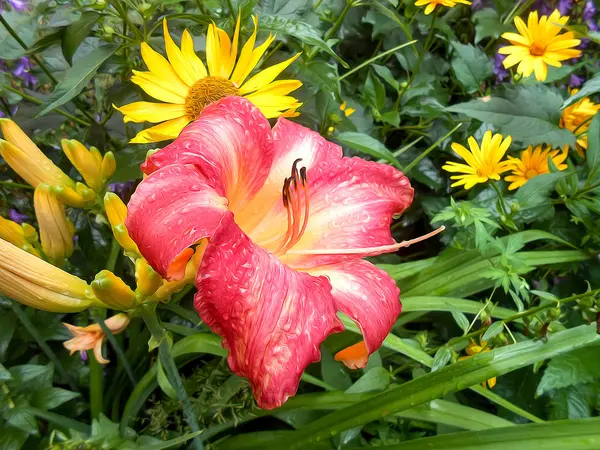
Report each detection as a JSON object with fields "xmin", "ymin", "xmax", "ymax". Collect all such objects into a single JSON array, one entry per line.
[
  {"xmin": 338, "ymin": 40, "xmax": 418, "ymax": 81},
  {"xmin": 1, "ymin": 84, "xmax": 91, "ymax": 127},
  {"xmin": 106, "ymin": 237, "xmax": 121, "ymax": 272},
  {"xmin": 404, "ymin": 123, "xmax": 462, "ymax": 173},
  {"xmin": 324, "ymin": 0, "xmax": 353, "ymax": 41},
  {"xmin": 89, "ymin": 352, "xmax": 104, "ymax": 419},
  {"xmin": 111, "ymin": 0, "xmax": 144, "ymax": 40},
  {"xmin": 0, "ymin": 180, "xmax": 34, "ymax": 190},
  {"xmin": 9, "ymin": 301, "xmax": 78, "ymax": 392},
  {"xmin": 470, "ymin": 386, "xmax": 544, "ymax": 423},
  {"xmin": 574, "ymin": 180, "xmax": 600, "ymax": 198},
  {"xmin": 491, "ymin": 182, "xmax": 510, "ymax": 216},
  {"xmin": 140, "ymin": 304, "xmax": 204, "ymax": 450}
]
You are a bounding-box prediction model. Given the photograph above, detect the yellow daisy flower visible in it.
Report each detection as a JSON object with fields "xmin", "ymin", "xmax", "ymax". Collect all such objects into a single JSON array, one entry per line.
[
  {"xmin": 459, "ymin": 339, "xmax": 496, "ymax": 389},
  {"xmin": 340, "ymin": 101, "xmax": 355, "ymax": 117},
  {"xmin": 442, "ymin": 131, "xmax": 512, "ymax": 190},
  {"xmin": 414, "ymin": 0, "xmax": 471, "ymax": 15},
  {"xmin": 560, "ymin": 89, "xmax": 600, "ymax": 158},
  {"xmin": 504, "ymin": 144, "xmax": 569, "ymax": 190},
  {"xmin": 115, "ymin": 17, "xmax": 303, "ymax": 144},
  {"xmin": 498, "ymin": 10, "xmax": 581, "ymax": 82}
]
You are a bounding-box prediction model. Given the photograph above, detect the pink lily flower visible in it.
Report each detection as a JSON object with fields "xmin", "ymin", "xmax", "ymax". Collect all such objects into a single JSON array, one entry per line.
[{"xmin": 126, "ymin": 96, "xmax": 416, "ymax": 409}]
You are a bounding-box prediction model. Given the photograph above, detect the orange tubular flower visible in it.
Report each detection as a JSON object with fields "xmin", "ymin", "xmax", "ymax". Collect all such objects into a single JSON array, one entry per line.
[{"xmin": 63, "ymin": 313, "xmax": 130, "ymax": 364}]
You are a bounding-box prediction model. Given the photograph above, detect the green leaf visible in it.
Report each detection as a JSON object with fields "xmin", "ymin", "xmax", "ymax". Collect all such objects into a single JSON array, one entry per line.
[
  {"xmin": 37, "ymin": 45, "xmax": 117, "ymax": 117},
  {"xmin": 0, "ymin": 428, "xmax": 28, "ymax": 450},
  {"xmin": 321, "ymin": 347, "xmax": 352, "ymax": 391},
  {"xmin": 372, "ymin": 64, "xmax": 400, "ymax": 91},
  {"xmin": 0, "ymin": 12, "xmax": 37, "ymax": 59},
  {"xmin": 450, "ymin": 308, "xmax": 470, "ymax": 332},
  {"xmin": 472, "ymin": 8, "xmax": 511, "ymax": 43},
  {"xmin": 432, "ymin": 347, "xmax": 452, "ymax": 372},
  {"xmin": 258, "ymin": 15, "xmax": 347, "ymax": 67},
  {"xmin": 448, "ymin": 85, "xmax": 576, "ymax": 148},
  {"xmin": 347, "ymin": 418, "xmax": 600, "ymax": 450},
  {"xmin": 550, "ymin": 386, "xmax": 592, "ymax": 420},
  {"xmin": 62, "ymin": 12, "xmax": 99, "ymax": 64},
  {"xmin": 346, "ymin": 367, "xmax": 390, "ymax": 394},
  {"xmin": 8, "ymin": 364, "xmax": 53, "ymax": 392},
  {"xmin": 562, "ymin": 72, "xmax": 600, "ymax": 108},
  {"xmin": 586, "ymin": 113, "xmax": 600, "ymax": 181},
  {"xmin": 248, "ymin": 325, "xmax": 600, "ymax": 449},
  {"xmin": 536, "ymin": 346, "xmax": 600, "ymax": 397},
  {"xmin": 0, "ymin": 312, "xmax": 16, "ymax": 362},
  {"xmin": 30, "ymin": 387, "xmax": 80, "ymax": 410},
  {"xmin": 451, "ymin": 42, "xmax": 493, "ymax": 94},
  {"xmin": 0, "ymin": 363, "xmax": 11, "ymax": 381},
  {"xmin": 334, "ymin": 132, "xmax": 400, "ymax": 167},
  {"xmin": 5, "ymin": 407, "xmax": 39, "ymax": 435},
  {"xmin": 144, "ymin": 431, "xmax": 204, "ymax": 450},
  {"xmin": 399, "ymin": 296, "xmax": 516, "ymax": 319},
  {"xmin": 364, "ymin": 70, "xmax": 386, "ymax": 111},
  {"xmin": 515, "ymin": 172, "xmax": 570, "ymax": 223},
  {"xmin": 296, "ymin": 60, "xmax": 341, "ymax": 101},
  {"xmin": 482, "ymin": 321, "xmax": 505, "ymax": 342},
  {"xmin": 156, "ymin": 360, "xmax": 178, "ymax": 400}
]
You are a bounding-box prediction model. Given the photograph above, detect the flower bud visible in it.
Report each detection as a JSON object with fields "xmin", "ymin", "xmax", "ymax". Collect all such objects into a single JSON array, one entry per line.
[
  {"xmin": 547, "ymin": 306, "xmax": 562, "ymax": 321},
  {"xmin": 53, "ymin": 182, "xmax": 97, "ymax": 208},
  {"xmin": 61, "ymin": 139, "xmax": 104, "ymax": 192},
  {"xmin": 135, "ymin": 258, "xmax": 163, "ymax": 297},
  {"xmin": 104, "ymin": 192, "xmax": 139, "ymax": 256},
  {"xmin": 0, "ymin": 216, "xmax": 40, "ymax": 257},
  {"xmin": 100, "ymin": 151, "xmax": 116, "ymax": 183},
  {"xmin": 34, "ymin": 184, "xmax": 74, "ymax": 265},
  {"xmin": 0, "ymin": 119, "xmax": 73, "ymax": 188},
  {"xmin": 91, "ymin": 270, "xmax": 137, "ymax": 310},
  {"xmin": 21, "ymin": 223, "xmax": 38, "ymax": 243},
  {"xmin": 0, "ymin": 239, "xmax": 100, "ymax": 312}
]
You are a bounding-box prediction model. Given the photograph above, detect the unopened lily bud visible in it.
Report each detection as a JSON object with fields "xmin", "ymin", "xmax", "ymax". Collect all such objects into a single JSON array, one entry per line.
[
  {"xmin": 61, "ymin": 139, "xmax": 104, "ymax": 192},
  {"xmin": 34, "ymin": 184, "xmax": 74, "ymax": 265},
  {"xmin": 104, "ymin": 193, "xmax": 139, "ymax": 256},
  {"xmin": 0, "ymin": 216, "xmax": 40, "ymax": 257},
  {"xmin": 100, "ymin": 152, "xmax": 116, "ymax": 183},
  {"xmin": 53, "ymin": 182, "xmax": 97, "ymax": 208},
  {"xmin": 91, "ymin": 270, "xmax": 137, "ymax": 310},
  {"xmin": 0, "ymin": 119, "xmax": 74, "ymax": 188},
  {"xmin": 135, "ymin": 258, "xmax": 162, "ymax": 297},
  {"xmin": 0, "ymin": 239, "xmax": 100, "ymax": 312}
]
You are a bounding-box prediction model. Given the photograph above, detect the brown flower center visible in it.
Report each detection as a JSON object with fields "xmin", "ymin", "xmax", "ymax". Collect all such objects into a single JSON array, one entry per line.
[
  {"xmin": 529, "ymin": 43, "xmax": 546, "ymax": 56},
  {"xmin": 184, "ymin": 76, "xmax": 239, "ymax": 120}
]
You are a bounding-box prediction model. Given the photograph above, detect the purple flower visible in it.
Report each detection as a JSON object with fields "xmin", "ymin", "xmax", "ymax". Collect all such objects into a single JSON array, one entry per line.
[
  {"xmin": 570, "ymin": 74, "xmax": 585, "ymax": 88},
  {"xmin": 8, "ymin": 209, "xmax": 28, "ymax": 224},
  {"xmin": 12, "ymin": 57, "xmax": 37, "ymax": 88},
  {"xmin": 1, "ymin": 0, "xmax": 28, "ymax": 11},
  {"xmin": 494, "ymin": 51, "xmax": 510, "ymax": 83},
  {"xmin": 558, "ymin": 0, "xmax": 574, "ymax": 15},
  {"xmin": 108, "ymin": 181, "xmax": 136, "ymax": 202},
  {"xmin": 471, "ymin": 0, "xmax": 484, "ymax": 10},
  {"xmin": 80, "ymin": 350, "xmax": 88, "ymax": 362},
  {"xmin": 584, "ymin": 0, "xmax": 600, "ymax": 31},
  {"xmin": 533, "ymin": 0, "xmax": 554, "ymax": 16}
]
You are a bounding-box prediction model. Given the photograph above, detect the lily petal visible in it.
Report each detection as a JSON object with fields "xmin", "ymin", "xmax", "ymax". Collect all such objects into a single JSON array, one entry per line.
[
  {"xmin": 195, "ymin": 212, "xmax": 343, "ymax": 409},
  {"xmin": 310, "ymin": 259, "xmax": 401, "ymax": 368},
  {"xmin": 142, "ymin": 96, "xmax": 273, "ymax": 213},
  {"xmin": 126, "ymin": 164, "xmax": 228, "ymax": 280}
]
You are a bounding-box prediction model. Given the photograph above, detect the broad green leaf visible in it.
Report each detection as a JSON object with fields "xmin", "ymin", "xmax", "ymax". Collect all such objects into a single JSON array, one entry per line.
[
  {"xmin": 0, "ymin": 428, "xmax": 28, "ymax": 450},
  {"xmin": 30, "ymin": 387, "xmax": 80, "ymax": 410},
  {"xmin": 451, "ymin": 42, "xmax": 493, "ymax": 94},
  {"xmin": 364, "ymin": 70, "xmax": 386, "ymax": 111},
  {"xmin": 296, "ymin": 60, "xmax": 341, "ymax": 101},
  {"xmin": 8, "ymin": 364, "xmax": 53, "ymax": 392},
  {"xmin": 482, "ymin": 321, "xmax": 505, "ymax": 342},
  {"xmin": 0, "ymin": 12, "xmax": 37, "ymax": 59},
  {"xmin": 352, "ymin": 417, "xmax": 600, "ymax": 450},
  {"xmin": 156, "ymin": 360, "xmax": 178, "ymax": 399},
  {"xmin": 515, "ymin": 172, "xmax": 570, "ymax": 223},
  {"xmin": 0, "ymin": 312, "xmax": 16, "ymax": 362},
  {"xmin": 26, "ymin": 30, "xmax": 64, "ymax": 55},
  {"xmin": 62, "ymin": 12, "xmax": 99, "ymax": 64},
  {"xmin": 258, "ymin": 0, "xmax": 311, "ymax": 18},
  {"xmin": 536, "ymin": 346, "xmax": 600, "ymax": 397},
  {"xmin": 562, "ymin": 72, "xmax": 600, "ymax": 108},
  {"xmin": 472, "ymin": 8, "xmax": 511, "ymax": 43},
  {"xmin": 401, "ymin": 296, "xmax": 515, "ymax": 319},
  {"xmin": 372, "ymin": 64, "xmax": 400, "ymax": 91},
  {"xmin": 5, "ymin": 407, "xmax": 38, "ymax": 435},
  {"xmin": 37, "ymin": 45, "xmax": 117, "ymax": 117},
  {"xmin": 448, "ymin": 85, "xmax": 576, "ymax": 148},
  {"xmin": 450, "ymin": 308, "xmax": 470, "ymax": 332},
  {"xmin": 550, "ymin": 386, "xmax": 592, "ymax": 420},
  {"xmin": 144, "ymin": 431, "xmax": 204, "ymax": 450},
  {"xmin": 334, "ymin": 132, "xmax": 400, "ymax": 167},
  {"xmin": 258, "ymin": 15, "xmax": 347, "ymax": 67},
  {"xmin": 586, "ymin": 113, "xmax": 600, "ymax": 181},
  {"xmin": 346, "ymin": 367, "xmax": 390, "ymax": 394},
  {"xmin": 0, "ymin": 363, "xmax": 11, "ymax": 381},
  {"xmin": 245, "ymin": 325, "xmax": 600, "ymax": 449},
  {"xmin": 321, "ymin": 347, "xmax": 352, "ymax": 391}
]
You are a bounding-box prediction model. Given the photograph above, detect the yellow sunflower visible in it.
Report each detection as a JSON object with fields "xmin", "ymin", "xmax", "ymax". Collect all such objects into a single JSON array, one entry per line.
[
  {"xmin": 414, "ymin": 0, "xmax": 471, "ymax": 15},
  {"xmin": 560, "ymin": 89, "xmax": 600, "ymax": 158},
  {"xmin": 442, "ymin": 131, "xmax": 512, "ymax": 190},
  {"xmin": 504, "ymin": 144, "xmax": 569, "ymax": 190},
  {"xmin": 498, "ymin": 10, "xmax": 581, "ymax": 82},
  {"xmin": 115, "ymin": 17, "xmax": 302, "ymax": 144}
]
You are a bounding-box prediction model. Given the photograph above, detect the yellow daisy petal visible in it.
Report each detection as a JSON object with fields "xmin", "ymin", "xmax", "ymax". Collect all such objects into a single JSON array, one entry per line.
[
  {"xmin": 130, "ymin": 116, "xmax": 191, "ymax": 144},
  {"xmin": 239, "ymin": 53, "xmax": 302, "ymax": 95},
  {"xmin": 140, "ymin": 42, "xmax": 188, "ymax": 92},
  {"xmin": 181, "ymin": 30, "xmax": 208, "ymax": 79},
  {"xmin": 131, "ymin": 70, "xmax": 187, "ymax": 103},
  {"xmin": 163, "ymin": 19, "xmax": 197, "ymax": 86},
  {"xmin": 113, "ymin": 102, "xmax": 186, "ymax": 123}
]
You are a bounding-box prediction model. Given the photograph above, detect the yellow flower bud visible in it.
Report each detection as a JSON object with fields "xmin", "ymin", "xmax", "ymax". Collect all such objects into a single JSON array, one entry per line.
[
  {"xmin": 21, "ymin": 223, "xmax": 38, "ymax": 243},
  {"xmin": 100, "ymin": 151, "xmax": 116, "ymax": 183},
  {"xmin": 61, "ymin": 139, "xmax": 104, "ymax": 192},
  {"xmin": 104, "ymin": 193, "xmax": 139, "ymax": 256},
  {"xmin": 0, "ymin": 119, "xmax": 73, "ymax": 188},
  {"xmin": 63, "ymin": 313, "xmax": 130, "ymax": 364},
  {"xmin": 34, "ymin": 184, "xmax": 74, "ymax": 265},
  {"xmin": 135, "ymin": 258, "xmax": 162, "ymax": 297},
  {"xmin": 0, "ymin": 216, "xmax": 39, "ymax": 257},
  {"xmin": 91, "ymin": 270, "xmax": 137, "ymax": 310},
  {"xmin": 53, "ymin": 182, "xmax": 97, "ymax": 208},
  {"xmin": 0, "ymin": 239, "xmax": 100, "ymax": 312}
]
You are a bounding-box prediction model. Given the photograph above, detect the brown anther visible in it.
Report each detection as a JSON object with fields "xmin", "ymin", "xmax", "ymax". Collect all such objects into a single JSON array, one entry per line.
[{"xmin": 300, "ymin": 167, "xmax": 307, "ymax": 185}]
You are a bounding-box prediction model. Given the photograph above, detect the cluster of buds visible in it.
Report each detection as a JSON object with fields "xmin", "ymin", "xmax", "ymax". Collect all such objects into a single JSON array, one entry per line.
[{"xmin": 0, "ymin": 119, "xmax": 115, "ymax": 265}]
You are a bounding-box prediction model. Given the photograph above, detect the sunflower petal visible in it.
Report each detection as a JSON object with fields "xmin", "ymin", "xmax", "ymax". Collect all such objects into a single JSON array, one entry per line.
[
  {"xmin": 163, "ymin": 19, "xmax": 197, "ymax": 86},
  {"xmin": 113, "ymin": 102, "xmax": 186, "ymax": 124},
  {"xmin": 129, "ymin": 116, "xmax": 191, "ymax": 144},
  {"xmin": 239, "ymin": 53, "xmax": 301, "ymax": 95}
]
